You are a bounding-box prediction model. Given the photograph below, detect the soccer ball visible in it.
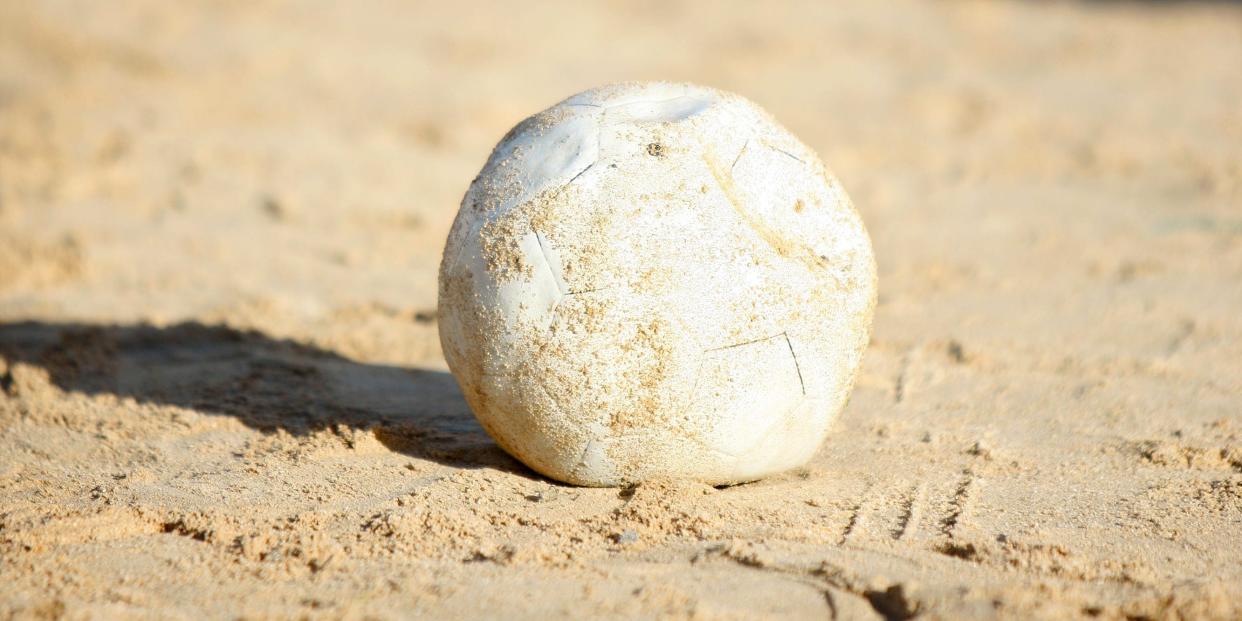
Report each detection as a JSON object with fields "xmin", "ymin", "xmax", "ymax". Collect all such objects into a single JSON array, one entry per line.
[{"xmin": 438, "ymin": 82, "xmax": 876, "ymax": 486}]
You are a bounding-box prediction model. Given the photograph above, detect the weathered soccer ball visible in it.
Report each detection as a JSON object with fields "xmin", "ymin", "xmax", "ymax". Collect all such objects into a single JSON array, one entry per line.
[{"xmin": 438, "ymin": 82, "xmax": 876, "ymax": 486}]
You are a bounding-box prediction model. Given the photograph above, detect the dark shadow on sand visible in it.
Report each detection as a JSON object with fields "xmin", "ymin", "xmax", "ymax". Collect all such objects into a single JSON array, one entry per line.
[{"xmin": 0, "ymin": 320, "xmax": 537, "ymax": 478}]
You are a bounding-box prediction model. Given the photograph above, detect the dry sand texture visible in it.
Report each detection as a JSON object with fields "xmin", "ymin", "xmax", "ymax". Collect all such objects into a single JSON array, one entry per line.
[{"xmin": 1, "ymin": 1, "xmax": 1241, "ymax": 619}]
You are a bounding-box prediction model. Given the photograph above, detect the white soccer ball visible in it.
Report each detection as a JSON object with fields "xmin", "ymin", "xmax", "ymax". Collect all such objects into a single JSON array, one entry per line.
[{"xmin": 438, "ymin": 82, "xmax": 876, "ymax": 486}]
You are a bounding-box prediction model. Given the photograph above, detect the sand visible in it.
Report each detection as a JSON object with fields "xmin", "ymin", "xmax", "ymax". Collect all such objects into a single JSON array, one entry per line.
[{"xmin": 1, "ymin": 1, "xmax": 1240, "ymax": 619}]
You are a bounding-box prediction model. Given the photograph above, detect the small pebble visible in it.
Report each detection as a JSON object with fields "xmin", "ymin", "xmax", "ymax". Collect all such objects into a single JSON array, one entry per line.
[{"xmin": 613, "ymin": 529, "xmax": 638, "ymax": 545}]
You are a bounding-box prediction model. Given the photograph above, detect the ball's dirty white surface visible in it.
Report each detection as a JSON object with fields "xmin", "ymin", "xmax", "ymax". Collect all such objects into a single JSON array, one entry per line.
[{"xmin": 438, "ymin": 82, "xmax": 877, "ymax": 486}]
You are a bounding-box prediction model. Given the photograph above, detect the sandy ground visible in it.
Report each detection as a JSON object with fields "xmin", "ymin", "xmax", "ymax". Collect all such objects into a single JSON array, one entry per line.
[{"xmin": 1, "ymin": 1, "xmax": 1241, "ymax": 619}]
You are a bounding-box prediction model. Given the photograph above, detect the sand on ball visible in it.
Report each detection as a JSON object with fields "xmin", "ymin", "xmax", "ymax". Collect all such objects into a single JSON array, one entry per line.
[{"xmin": 438, "ymin": 82, "xmax": 877, "ymax": 486}]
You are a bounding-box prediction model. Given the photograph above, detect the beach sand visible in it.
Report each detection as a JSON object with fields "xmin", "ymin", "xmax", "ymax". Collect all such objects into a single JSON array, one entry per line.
[{"xmin": 1, "ymin": 1, "xmax": 1240, "ymax": 618}]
